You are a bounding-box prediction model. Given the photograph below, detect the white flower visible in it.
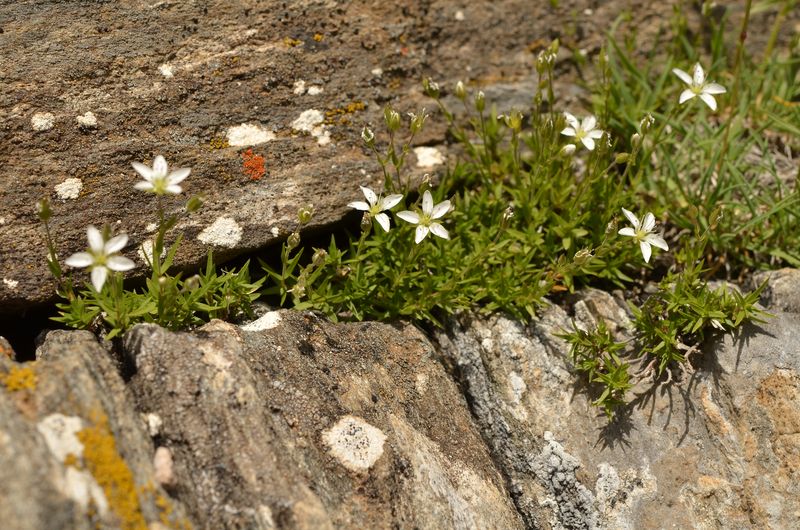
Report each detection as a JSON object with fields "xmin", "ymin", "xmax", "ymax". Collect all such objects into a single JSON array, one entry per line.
[
  {"xmin": 64, "ymin": 226, "xmax": 136, "ymax": 291},
  {"xmin": 672, "ymin": 63, "xmax": 726, "ymax": 111},
  {"xmin": 131, "ymin": 155, "xmax": 191, "ymax": 195},
  {"xmin": 396, "ymin": 190, "xmax": 451, "ymax": 243},
  {"xmin": 617, "ymin": 208, "xmax": 669, "ymax": 263},
  {"xmin": 347, "ymin": 186, "xmax": 403, "ymax": 232},
  {"xmin": 561, "ymin": 112, "xmax": 604, "ymax": 151}
]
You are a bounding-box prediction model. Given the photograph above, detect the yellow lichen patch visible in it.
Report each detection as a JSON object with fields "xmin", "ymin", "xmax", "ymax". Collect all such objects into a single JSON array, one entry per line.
[
  {"xmin": 63, "ymin": 452, "xmax": 80, "ymax": 468},
  {"xmin": 283, "ymin": 36, "xmax": 302, "ymax": 47},
  {"xmin": 77, "ymin": 412, "xmax": 148, "ymax": 530},
  {"xmin": 1, "ymin": 363, "xmax": 37, "ymax": 392},
  {"xmin": 313, "ymin": 33, "xmax": 323, "ymax": 42},
  {"xmin": 207, "ymin": 137, "xmax": 230, "ymax": 150},
  {"xmin": 324, "ymin": 101, "xmax": 366, "ymax": 126}
]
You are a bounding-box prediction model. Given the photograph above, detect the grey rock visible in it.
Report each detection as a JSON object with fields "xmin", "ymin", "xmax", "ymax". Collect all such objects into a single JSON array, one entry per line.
[{"xmin": 752, "ymin": 268, "xmax": 800, "ymax": 313}]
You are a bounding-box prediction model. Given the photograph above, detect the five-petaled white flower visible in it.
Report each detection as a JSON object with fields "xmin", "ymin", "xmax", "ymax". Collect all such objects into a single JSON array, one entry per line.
[
  {"xmin": 347, "ymin": 186, "xmax": 403, "ymax": 232},
  {"xmin": 64, "ymin": 226, "xmax": 136, "ymax": 291},
  {"xmin": 672, "ymin": 63, "xmax": 726, "ymax": 111},
  {"xmin": 561, "ymin": 112, "xmax": 604, "ymax": 151},
  {"xmin": 617, "ymin": 208, "xmax": 669, "ymax": 263},
  {"xmin": 397, "ymin": 190, "xmax": 451, "ymax": 244},
  {"xmin": 132, "ymin": 155, "xmax": 191, "ymax": 195}
]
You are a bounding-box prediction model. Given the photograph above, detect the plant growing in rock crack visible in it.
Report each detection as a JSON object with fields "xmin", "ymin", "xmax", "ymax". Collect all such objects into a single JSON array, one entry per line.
[{"xmin": 38, "ymin": 155, "xmax": 262, "ymax": 339}]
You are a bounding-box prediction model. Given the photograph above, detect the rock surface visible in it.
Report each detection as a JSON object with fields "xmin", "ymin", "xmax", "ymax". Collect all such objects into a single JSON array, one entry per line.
[
  {"xmin": 1, "ymin": 0, "xmax": 783, "ymax": 313},
  {"xmin": 434, "ymin": 288, "xmax": 800, "ymax": 530}
]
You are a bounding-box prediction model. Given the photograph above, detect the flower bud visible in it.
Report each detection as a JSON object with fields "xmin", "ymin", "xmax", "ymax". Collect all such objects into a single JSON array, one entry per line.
[
  {"xmin": 640, "ymin": 113, "xmax": 655, "ymax": 134},
  {"xmin": 560, "ymin": 144, "xmax": 576, "ymax": 156},
  {"xmin": 361, "ymin": 126, "xmax": 375, "ymax": 147},
  {"xmin": 384, "ymin": 107, "xmax": 401, "ymax": 132},
  {"xmin": 454, "ymin": 81, "xmax": 467, "ymax": 101},
  {"xmin": 474, "ymin": 91, "xmax": 485, "ymax": 113},
  {"xmin": 614, "ymin": 152, "xmax": 630, "ymax": 164},
  {"xmin": 297, "ymin": 204, "xmax": 314, "ymax": 224},
  {"xmin": 312, "ymin": 248, "xmax": 328, "ymax": 267},
  {"xmin": 573, "ymin": 248, "xmax": 593, "ymax": 266},
  {"xmin": 37, "ymin": 198, "xmax": 52, "ymax": 222},
  {"xmin": 422, "ymin": 77, "xmax": 440, "ymax": 99},
  {"xmin": 287, "ymin": 231, "xmax": 301, "ymax": 251},
  {"xmin": 631, "ymin": 133, "xmax": 641, "ymax": 147},
  {"xmin": 337, "ymin": 265, "xmax": 351, "ymax": 278},
  {"xmin": 183, "ymin": 274, "xmax": 201, "ymax": 291},
  {"xmin": 503, "ymin": 205, "xmax": 515, "ymax": 222},
  {"xmin": 360, "ymin": 212, "xmax": 373, "ymax": 233},
  {"xmin": 508, "ymin": 109, "xmax": 523, "ymax": 132},
  {"xmin": 409, "ymin": 108, "xmax": 428, "ymax": 134}
]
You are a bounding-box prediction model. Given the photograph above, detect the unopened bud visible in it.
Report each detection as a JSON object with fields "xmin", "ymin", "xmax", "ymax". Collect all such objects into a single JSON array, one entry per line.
[
  {"xmin": 297, "ymin": 204, "xmax": 314, "ymax": 224},
  {"xmin": 184, "ymin": 274, "xmax": 201, "ymax": 291},
  {"xmin": 360, "ymin": 212, "xmax": 372, "ymax": 232},
  {"xmin": 37, "ymin": 198, "xmax": 52, "ymax": 222},
  {"xmin": 503, "ymin": 205, "xmax": 515, "ymax": 222},
  {"xmin": 474, "ymin": 91, "xmax": 485, "ymax": 113},
  {"xmin": 560, "ymin": 144, "xmax": 576, "ymax": 157},
  {"xmin": 614, "ymin": 152, "xmax": 630, "ymax": 164},
  {"xmin": 454, "ymin": 81, "xmax": 467, "ymax": 101},
  {"xmin": 287, "ymin": 231, "xmax": 301, "ymax": 250},
  {"xmin": 573, "ymin": 248, "xmax": 593, "ymax": 266},
  {"xmin": 337, "ymin": 265, "xmax": 351, "ymax": 279},
  {"xmin": 422, "ymin": 77, "xmax": 440, "ymax": 99},
  {"xmin": 312, "ymin": 248, "xmax": 328, "ymax": 267},
  {"xmin": 384, "ymin": 107, "xmax": 401, "ymax": 132},
  {"xmin": 409, "ymin": 108, "xmax": 429, "ymax": 134},
  {"xmin": 640, "ymin": 113, "xmax": 655, "ymax": 134},
  {"xmin": 631, "ymin": 133, "xmax": 641, "ymax": 147},
  {"xmin": 606, "ymin": 219, "xmax": 617, "ymax": 234},
  {"xmin": 508, "ymin": 109, "xmax": 523, "ymax": 131},
  {"xmin": 361, "ymin": 126, "xmax": 375, "ymax": 147}
]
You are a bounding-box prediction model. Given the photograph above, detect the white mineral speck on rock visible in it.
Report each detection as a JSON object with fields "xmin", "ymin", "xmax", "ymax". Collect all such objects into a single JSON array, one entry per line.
[
  {"xmin": 36, "ymin": 414, "xmax": 85, "ymax": 462},
  {"xmin": 371, "ymin": 67, "xmax": 383, "ymax": 77},
  {"xmin": 455, "ymin": 9, "xmax": 465, "ymax": 21},
  {"xmin": 62, "ymin": 467, "xmax": 109, "ymax": 516},
  {"xmin": 54, "ymin": 178, "xmax": 83, "ymax": 200},
  {"xmin": 31, "ymin": 112, "xmax": 55, "ymax": 131},
  {"xmin": 76, "ymin": 111, "xmax": 97, "ymax": 128},
  {"xmin": 291, "ymin": 109, "xmax": 330, "ymax": 146},
  {"xmin": 414, "ymin": 146, "xmax": 445, "ymax": 168},
  {"xmin": 241, "ymin": 311, "xmax": 282, "ymax": 331},
  {"xmin": 158, "ymin": 63, "xmax": 174, "ymax": 78},
  {"xmin": 153, "ymin": 446, "xmax": 175, "ymax": 486},
  {"xmin": 322, "ymin": 415, "xmax": 386, "ymax": 472},
  {"xmin": 307, "ymin": 86, "xmax": 324, "ymax": 96},
  {"xmin": 270, "ymin": 226, "xmax": 279, "ymax": 237},
  {"xmin": 226, "ymin": 123, "xmax": 276, "ymax": 147},
  {"xmin": 293, "ymin": 79, "xmax": 307, "ymax": 95},
  {"xmin": 145, "ymin": 222, "xmax": 158, "ymax": 233},
  {"xmin": 3, "ymin": 278, "xmax": 18, "ymax": 290},
  {"xmin": 197, "ymin": 216, "xmax": 243, "ymax": 248},
  {"xmin": 137, "ymin": 239, "xmax": 166, "ymax": 267},
  {"xmin": 144, "ymin": 413, "xmax": 163, "ymax": 437}
]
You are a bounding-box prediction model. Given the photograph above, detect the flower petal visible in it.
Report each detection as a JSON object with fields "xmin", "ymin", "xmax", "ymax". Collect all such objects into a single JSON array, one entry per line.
[
  {"xmin": 563, "ymin": 112, "xmax": 579, "ymax": 129},
  {"xmin": 87, "ymin": 226, "xmax": 104, "ymax": 253},
  {"xmin": 105, "ymin": 234, "xmax": 128, "ymax": 254},
  {"xmin": 374, "ymin": 212, "xmax": 391, "ymax": 232},
  {"xmin": 107, "ymin": 256, "xmax": 136, "ymax": 271},
  {"xmin": 560, "ymin": 127, "xmax": 577, "ymax": 137},
  {"xmin": 381, "ymin": 193, "xmax": 403, "ymax": 210},
  {"xmin": 621, "ymin": 208, "xmax": 639, "ymax": 228},
  {"xmin": 641, "ymin": 212, "xmax": 656, "ymax": 232},
  {"xmin": 360, "ymin": 186, "xmax": 378, "ymax": 206},
  {"xmin": 431, "ymin": 200, "xmax": 451, "ymax": 220},
  {"xmin": 581, "ymin": 115, "xmax": 597, "ymax": 132},
  {"xmin": 65, "ymin": 252, "xmax": 93, "ymax": 268},
  {"xmin": 639, "ymin": 241, "xmax": 652, "ymax": 263},
  {"xmin": 672, "ymin": 68, "xmax": 692, "ymax": 85},
  {"xmin": 618, "ymin": 227, "xmax": 636, "ymax": 237},
  {"xmin": 396, "ymin": 211, "xmax": 420, "ymax": 224},
  {"xmin": 429, "ymin": 223, "xmax": 449, "ymax": 240},
  {"xmin": 414, "ymin": 225, "xmax": 429, "ymax": 244},
  {"xmin": 692, "ymin": 63, "xmax": 705, "ymax": 86},
  {"xmin": 165, "ymin": 184, "xmax": 183, "ymax": 195},
  {"xmin": 645, "ymin": 233, "xmax": 669, "ymax": 251},
  {"xmin": 422, "ymin": 190, "xmax": 434, "ymax": 216},
  {"xmin": 580, "ymin": 136, "xmax": 595, "ymax": 151},
  {"xmin": 348, "ymin": 201, "xmax": 370, "ymax": 211},
  {"xmin": 703, "ymin": 83, "xmax": 726, "ymax": 95},
  {"xmin": 134, "ymin": 181, "xmax": 155, "ymax": 191},
  {"xmin": 587, "ymin": 129, "xmax": 604, "ymax": 139},
  {"xmin": 153, "ymin": 155, "xmax": 168, "ymax": 177},
  {"xmin": 699, "ymin": 93, "xmax": 718, "ymax": 111},
  {"xmin": 168, "ymin": 167, "xmax": 191, "ymax": 185},
  {"xmin": 131, "ymin": 161, "xmax": 154, "ymax": 181},
  {"xmin": 679, "ymin": 89, "xmax": 695, "ymax": 104},
  {"xmin": 91, "ymin": 266, "xmax": 108, "ymax": 292}
]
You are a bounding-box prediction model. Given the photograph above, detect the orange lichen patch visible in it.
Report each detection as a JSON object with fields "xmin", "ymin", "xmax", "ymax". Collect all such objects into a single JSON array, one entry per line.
[
  {"xmin": 324, "ymin": 101, "xmax": 366, "ymax": 126},
  {"xmin": 77, "ymin": 412, "xmax": 148, "ymax": 530},
  {"xmin": 208, "ymin": 137, "xmax": 230, "ymax": 150},
  {"xmin": 241, "ymin": 148, "xmax": 266, "ymax": 181},
  {"xmin": 1, "ymin": 363, "xmax": 37, "ymax": 392},
  {"xmin": 283, "ymin": 36, "xmax": 302, "ymax": 47},
  {"xmin": 313, "ymin": 33, "xmax": 323, "ymax": 42}
]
